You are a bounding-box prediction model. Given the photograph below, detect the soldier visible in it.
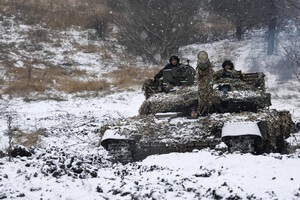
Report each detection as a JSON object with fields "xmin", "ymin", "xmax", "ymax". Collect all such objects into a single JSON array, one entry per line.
[
  {"xmin": 196, "ymin": 51, "xmax": 216, "ymax": 116},
  {"xmin": 144, "ymin": 55, "xmax": 194, "ymax": 99},
  {"xmin": 153, "ymin": 55, "xmax": 182, "ymax": 81},
  {"xmin": 214, "ymin": 60, "xmax": 239, "ymax": 80}
]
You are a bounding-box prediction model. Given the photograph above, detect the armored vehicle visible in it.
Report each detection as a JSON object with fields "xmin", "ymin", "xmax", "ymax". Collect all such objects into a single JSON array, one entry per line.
[{"xmin": 100, "ymin": 52, "xmax": 293, "ymax": 163}]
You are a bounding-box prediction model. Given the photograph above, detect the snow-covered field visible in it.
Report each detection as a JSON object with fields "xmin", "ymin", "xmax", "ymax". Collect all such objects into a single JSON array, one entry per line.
[
  {"xmin": 0, "ymin": 87, "xmax": 299, "ymax": 200},
  {"xmin": 1, "ymin": 15, "xmax": 300, "ymax": 200},
  {"xmin": 0, "ymin": 88, "xmax": 300, "ymax": 200}
]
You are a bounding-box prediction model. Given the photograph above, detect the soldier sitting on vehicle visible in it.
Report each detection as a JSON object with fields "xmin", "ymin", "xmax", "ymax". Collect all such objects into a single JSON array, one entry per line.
[
  {"xmin": 143, "ymin": 55, "xmax": 195, "ymax": 99},
  {"xmin": 214, "ymin": 60, "xmax": 241, "ymax": 80},
  {"xmin": 189, "ymin": 107, "xmax": 199, "ymax": 119},
  {"xmin": 153, "ymin": 55, "xmax": 182, "ymax": 83}
]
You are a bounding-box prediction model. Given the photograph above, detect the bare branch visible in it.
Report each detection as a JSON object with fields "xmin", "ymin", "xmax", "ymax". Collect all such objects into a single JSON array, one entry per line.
[{"xmin": 287, "ymin": 0, "xmax": 300, "ymax": 11}]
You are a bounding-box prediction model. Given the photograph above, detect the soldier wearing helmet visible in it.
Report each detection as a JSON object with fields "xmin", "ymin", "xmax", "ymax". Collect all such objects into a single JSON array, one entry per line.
[
  {"xmin": 153, "ymin": 55, "xmax": 182, "ymax": 81},
  {"xmin": 214, "ymin": 60, "xmax": 239, "ymax": 80}
]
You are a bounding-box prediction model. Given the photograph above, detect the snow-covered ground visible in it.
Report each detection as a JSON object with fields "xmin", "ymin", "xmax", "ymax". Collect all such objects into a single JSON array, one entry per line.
[
  {"xmin": 0, "ymin": 89, "xmax": 300, "ymax": 200},
  {"xmin": 1, "ymin": 15, "xmax": 300, "ymax": 200}
]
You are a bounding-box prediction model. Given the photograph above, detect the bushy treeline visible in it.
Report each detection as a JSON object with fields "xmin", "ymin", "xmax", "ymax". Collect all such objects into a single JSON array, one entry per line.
[{"xmin": 0, "ymin": 0, "xmax": 299, "ymax": 63}]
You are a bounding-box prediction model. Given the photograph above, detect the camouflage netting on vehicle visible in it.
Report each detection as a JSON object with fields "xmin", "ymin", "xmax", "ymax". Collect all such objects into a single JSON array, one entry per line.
[
  {"xmin": 106, "ymin": 115, "xmax": 221, "ymax": 144},
  {"xmin": 214, "ymin": 90, "xmax": 271, "ymax": 113},
  {"xmin": 140, "ymin": 72, "xmax": 269, "ymax": 115},
  {"xmin": 258, "ymin": 110, "xmax": 292, "ymax": 153},
  {"xmin": 101, "ymin": 109, "xmax": 292, "ymax": 160},
  {"xmin": 139, "ymin": 84, "xmax": 271, "ymax": 115},
  {"xmin": 139, "ymin": 85, "xmax": 198, "ymax": 115},
  {"xmin": 214, "ymin": 77, "xmax": 261, "ymax": 91},
  {"xmin": 142, "ymin": 79, "xmax": 162, "ymax": 99},
  {"xmin": 214, "ymin": 72, "xmax": 265, "ymax": 90},
  {"xmin": 213, "ymin": 110, "xmax": 292, "ymax": 153}
]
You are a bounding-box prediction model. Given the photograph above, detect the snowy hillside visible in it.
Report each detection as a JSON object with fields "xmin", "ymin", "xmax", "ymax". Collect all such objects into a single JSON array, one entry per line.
[{"xmin": 1, "ymin": 14, "xmax": 300, "ymax": 200}]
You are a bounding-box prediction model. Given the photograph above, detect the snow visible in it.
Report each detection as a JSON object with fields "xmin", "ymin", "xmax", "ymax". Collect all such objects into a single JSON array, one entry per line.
[
  {"xmin": 0, "ymin": 91, "xmax": 144, "ymax": 151},
  {"xmin": 140, "ymin": 151, "xmax": 300, "ymax": 199},
  {"xmin": 101, "ymin": 129, "xmax": 128, "ymax": 141},
  {"xmin": 0, "ymin": 15, "xmax": 300, "ymax": 200},
  {"xmin": 222, "ymin": 122, "xmax": 261, "ymax": 137},
  {"xmin": 155, "ymin": 112, "xmax": 181, "ymax": 118}
]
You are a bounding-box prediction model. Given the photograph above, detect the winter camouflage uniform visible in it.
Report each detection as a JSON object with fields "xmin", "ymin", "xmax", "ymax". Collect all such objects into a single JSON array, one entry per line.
[{"xmin": 196, "ymin": 51, "xmax": 216, "ymax": 116}]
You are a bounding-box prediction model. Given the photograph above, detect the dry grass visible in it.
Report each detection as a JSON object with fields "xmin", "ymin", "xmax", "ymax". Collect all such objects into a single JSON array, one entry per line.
[
  {"xmin": 6, "ymin": 60, "xmax": 67, "ymax": 78},
  {"xmin": 104, "ymin": 65, "xmax": 161, "ymax": 88},
  {"xmin": 56, "ymin": 79, "xmax": 110, "ymax": 93},
  {"xmin": 72, "ymin": 43, "xmax": 113, "ymax": 60},
  {"xmin": 72, "ymin": 68, "xmax": 88, "ymax": 77},
  {"xmin": 6, "ymin": 64, "xmax": 87, "ymax": 79},
  {"xmin": 74, "ymin": 43, "xmax": 101, "ymax": 54},
  {"xmin": 97, "ymin": 47, "xmax": 113, "ymax": 60},
  {"xmin": 2, "ymin": 65, "xmax": 103, "ymax": 96},
  {"xmin": 4, "ymin": 81, "xmax": 48, "ymax": 96},
  {"xmin": 28, "ymin": 29, "xmax": 51, "ymax": 43},
  {"xmin": 43, "ymin": 66, "xmax": 88, "ymax": 79},
  {"xmin": 0, "ymin": 79, "xmax": 5, "ymax": 86},
  {"xmin": 2, "ymin": 63, "xmax": 163, "ymax": 96},
  {"xmin": 13, "ymin": 129, "xmax": 48, "ymax": 147},
  {"xmin": 23, "ymin": 96, "xmax": 65, "ymax": 102}
]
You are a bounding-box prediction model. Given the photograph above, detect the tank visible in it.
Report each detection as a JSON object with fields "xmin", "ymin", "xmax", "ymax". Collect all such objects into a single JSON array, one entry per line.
[{"xmin": 100, "ymin": 52, "xmax": 293, "ymax": 163}]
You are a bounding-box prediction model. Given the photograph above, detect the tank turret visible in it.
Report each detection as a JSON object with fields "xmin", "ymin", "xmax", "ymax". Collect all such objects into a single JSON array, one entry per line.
[{"xmin": 139, "ymin": 70, "xmax": 271, "ymax": 115}]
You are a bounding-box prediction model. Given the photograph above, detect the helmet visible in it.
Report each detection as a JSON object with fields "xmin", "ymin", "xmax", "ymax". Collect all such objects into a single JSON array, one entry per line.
[
  {"xmin": 197, "ymin": 51, "xmax": 209, "ymax": 64},
  {"xmin": 169, "ymin": 55, "xmax": 180, "ymax": 63},
  {"xmin": 222, "ymin": 60, "xmax": 234, "ymax": 70}
]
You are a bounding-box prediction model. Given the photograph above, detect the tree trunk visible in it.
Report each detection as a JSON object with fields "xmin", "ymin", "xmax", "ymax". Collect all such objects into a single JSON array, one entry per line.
[
  {"xmin": 267, "ymin": 17, "xmax": 276, "ymax": 55},
  {"xmin": 236, "ymin": 20, "xmax": 243, "ymax": 40},
  {"xmin": 267, "ymin": 0, "xmax": 277, "ymax": 55}
]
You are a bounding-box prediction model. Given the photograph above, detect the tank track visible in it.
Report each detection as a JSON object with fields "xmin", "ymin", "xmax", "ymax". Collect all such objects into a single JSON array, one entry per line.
[
  {"xmin": 223, "ymin": 135, "xmax": 262, "ymax": 154},
  {"xmin": 107, "ymin": 140, "xmax": 133, "ymax": 163}
]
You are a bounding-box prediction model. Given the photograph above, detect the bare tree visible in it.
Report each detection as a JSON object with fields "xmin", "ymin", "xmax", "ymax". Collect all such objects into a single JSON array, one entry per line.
[
  {"xmin": 281, "ymin": 0, "xmax": 300, "ymax": 85},
  {"xmin": 288, "ymin": 45, "xmax": 300, "ymax": 84},
  {"xmin": 208, "ymin": 0, "xmax": 265, "ymax": 40},
  {"xmin": 262, "ymin": 0, "xmax": 291, "ymax": 55},
  {"xmin": 83, "ymin": 0, "xmax": 109, "ymax": 38},
  {"xmin": 284, "ymin": 0, "xmax": 300, "ymax": 20},
  {"xmin": 7, "ymin": 116, "xmax": 13, "ymax": 162},
  {"xmin": 265, "ymin": 0, "xmax": 278, "ymax": 55},
  {"xmin": 109, "ymin": 0, "xmax": 202, "ymax": 63}
]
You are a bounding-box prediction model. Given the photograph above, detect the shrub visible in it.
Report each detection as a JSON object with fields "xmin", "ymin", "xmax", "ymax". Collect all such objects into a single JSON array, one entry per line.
[
  {"xmin": 13, "ymin": 129, "xmax": 48, "ymax": 147},
  {"xmin": 56, "ymin": 79, "xmax": 110, "ymax": 93},
  {"xmin": 3, "ymin": 65, "xmax": 93, "ymax": 96},
  {"xmin": 4, "ymin": 81, "xmax": 48, "ymax": 96},
  {"xmin": 105, "ymin": 66, "xmax": 160, "ymax": 88}
]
